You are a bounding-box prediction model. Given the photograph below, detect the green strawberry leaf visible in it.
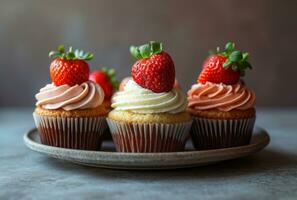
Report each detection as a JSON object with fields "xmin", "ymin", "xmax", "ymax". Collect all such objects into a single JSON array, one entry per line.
[
  {"xmin": 130, "ymin": 41, "xmax": 163, "ymax": 60},
  {"xmin": 242, "ymin": 61, "xmax": 252, "ymax": 69},
  {"xmin": 209, "ymin": 42, "xmax": 253, "ymax": 77},
  {"xmin": 225, "ymin": 42, "xmax": 235, "ymax": 52},
  {"xmin": 67, "ymin": 52, "xmax": 75, "ymax": 59},
  {"xmin": 223, "ymin": 59, "xmax": 232, "ymax": 68},
  {"xmin": 107, "ymin": 68, "xmax": 115, "ymax": 77},
  {"xmin": 79, "ymin": 50, "xmax": 84, "ymax": 57},
  {"xmin": 85, "ymin": 53, "xmax": 94, "ymax": 61},
  {"xmin": 110, "ymin": 78, "xmax": 119, "ymax": 90},
  {"xmin": 139, "ymin": 44, "xmax": 152, "ymax": 58},
  {"xmin": 58, "ymin": 45, "xmax": 65, "ymax": 53},
  {"xmin": 49, "ymin": 51, "xmax": 59, "ymax": 59},
  {"xmin": 150, "ymin": 41, "xmax": 163, "ymax": 54},
  {"xmin": 130, "ymin": 46, "xmax": 142, "ymax": 59},
  {"xmin": 242, "ymin": 52, "xmax": 249, "ymax": 61},
  {"xmin": 49, "ymin": 45, "xmax": 93, "ymax": 61},
  {"xmin": 216, "ymin": 47, "xmax": 220, "ymax": 53},
  {"xmin": 102, "ymin": 67, "xmax": 107, "ymax": 73},
  {"xmin": 229, "ymin": 51, "xmax": 242, "ymax": 62}
]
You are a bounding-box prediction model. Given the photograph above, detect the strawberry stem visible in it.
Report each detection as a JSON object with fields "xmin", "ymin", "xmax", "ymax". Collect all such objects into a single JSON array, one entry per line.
[
  {"xmin": 210, "ymin": 42, "xmax": 252, "ymax": 76},
  {"xmin": 130, "ymin": 41, "xmax": 163, "ymax": 60},
  {"xmin": 49, "ymin": 45, "xmax": 93, "ymax": 61}
]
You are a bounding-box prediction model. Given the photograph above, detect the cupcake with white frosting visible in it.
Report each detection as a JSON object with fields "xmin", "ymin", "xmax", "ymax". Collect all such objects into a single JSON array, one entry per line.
[
  {"xmin": 107, "ymin": 41, "xmax": 192, "ymax": 153},
  {"xmin": 33, "ymin": 45, "xmax": 108, "ymax": 150}
]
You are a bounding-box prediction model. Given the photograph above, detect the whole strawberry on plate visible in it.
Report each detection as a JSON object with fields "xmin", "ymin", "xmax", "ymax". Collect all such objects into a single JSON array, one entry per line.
[
  {"xmin": 33, "ymin": 45, "xmax": 108, "ymax": 150},
  {"xmin": 106, "ymin": 41, "xmax": 192, "ymax": 153},
  {"xmin": 187, "ymin": 42, "xmax": 256, "ymax": 150}
]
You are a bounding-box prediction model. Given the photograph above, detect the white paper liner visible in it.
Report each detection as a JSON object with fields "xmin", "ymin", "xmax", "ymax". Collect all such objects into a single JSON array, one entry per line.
[
  {"xmin": 33, "ymin": 112, "xmax": 107, "ymax": 150},
  {"xmin": 106, "ymin": 118, "xmax": 192, "ymax": 153},
  {"xmin": 191, "ymin": 117, "xmax": 256, "ymax": 150}
]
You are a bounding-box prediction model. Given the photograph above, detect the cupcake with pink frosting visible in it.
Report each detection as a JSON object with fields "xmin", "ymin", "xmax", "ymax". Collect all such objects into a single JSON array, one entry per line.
[
  {"xmin": 33, "ymin": 45, "xmax": 108, "ymax": 150},
  {"xmin": 187, "ymin": 42, "xmax": 256, "ymax": 149}
]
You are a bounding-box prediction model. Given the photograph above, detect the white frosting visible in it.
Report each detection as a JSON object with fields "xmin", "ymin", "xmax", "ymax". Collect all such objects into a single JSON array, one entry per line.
[{"xmin": 111, "ymin": 80, "xmax": 187, "ymax": 114}]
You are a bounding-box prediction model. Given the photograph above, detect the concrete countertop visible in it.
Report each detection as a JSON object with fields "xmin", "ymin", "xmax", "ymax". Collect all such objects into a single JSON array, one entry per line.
[{"xmin": 0, "ymin": 108, "xmax": 296, "ymax": 200}]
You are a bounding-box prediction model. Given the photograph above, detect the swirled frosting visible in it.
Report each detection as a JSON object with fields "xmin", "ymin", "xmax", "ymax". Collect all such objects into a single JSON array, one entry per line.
[
  {"xmin": 111, "ymin": 80, "xmax": 187, "ymax": 114},
  {"xmin": 36, "ymin": 81, "xmax": 105, "ymax": 111},
  {"xmin": 187, "ymin": 82, "xmax": 255, "ymax": 112}
]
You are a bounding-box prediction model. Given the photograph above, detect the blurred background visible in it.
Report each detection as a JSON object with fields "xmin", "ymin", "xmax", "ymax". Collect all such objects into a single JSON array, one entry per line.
[{"xmin": 0, "ymin": 0, "xmax": 296, "ymax": 107}]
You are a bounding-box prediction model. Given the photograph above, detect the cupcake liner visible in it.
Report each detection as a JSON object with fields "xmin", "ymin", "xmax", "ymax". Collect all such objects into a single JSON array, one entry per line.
[
  {"xmin": 33, "ymin": 112, "xmax": 107, "ymax": 150},
  {"xmin": 107, "ymin": 119, "xmax": 192, "ymax": 153},
  {"xmin": 191, "ymin": 117, "xmax": 255, "ymax": 150}
]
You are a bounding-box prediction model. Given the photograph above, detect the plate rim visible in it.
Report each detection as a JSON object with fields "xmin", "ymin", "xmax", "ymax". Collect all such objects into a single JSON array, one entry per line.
[{"xmin": 23, "ymin": 127, "xmax": 270, "ymax": 169}]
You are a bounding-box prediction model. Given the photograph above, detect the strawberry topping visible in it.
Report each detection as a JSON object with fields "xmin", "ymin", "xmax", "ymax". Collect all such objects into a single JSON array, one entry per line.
[
  {"xmin": 49, "ymin": 45, "xmax": 93, "ymax": 86},
  {"xmin": 130, "ymin": 41, "xmax": 175, "ymax": 93},
  {"xmin": 198, "ymin": 42, "xmax": 252, "ymax": 85}
]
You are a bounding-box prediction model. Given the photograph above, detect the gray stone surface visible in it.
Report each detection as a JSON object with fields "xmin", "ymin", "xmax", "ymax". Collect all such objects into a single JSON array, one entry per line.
[{"xmin": 0, "ymin": 108, "xmax": 297, "ymax": 200}]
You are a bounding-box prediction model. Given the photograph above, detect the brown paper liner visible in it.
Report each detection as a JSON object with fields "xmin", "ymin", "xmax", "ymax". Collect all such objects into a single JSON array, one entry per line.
[
  {"xmin": 106, "ymin": 119, "xmax": 192, "ymax": 153},
  {"xmin": 33, "ymin": 112, "xmax": 107, "ymax": 150},
  {"xmin": 190, "ymin": 117, "xmax": 255, "ymax": 150}
]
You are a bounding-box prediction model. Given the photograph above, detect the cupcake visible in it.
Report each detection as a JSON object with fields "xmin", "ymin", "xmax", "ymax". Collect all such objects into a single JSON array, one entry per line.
[
  {"xmin": 33, "ymin": 45, "xmax": 108, "ymax": 150},
  {"xmin": 107, "ymin": 41, "xmax": 192, "ymax": 153},
  {"xmin": 187, "ymin": 42, "xmax": 256, "ymax": 150}
]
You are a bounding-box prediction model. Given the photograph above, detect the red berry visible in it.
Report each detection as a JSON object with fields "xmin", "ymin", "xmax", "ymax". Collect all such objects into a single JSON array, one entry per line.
[
  {"xmin": 89, "ymin": 71, "xmax": 108, "ymax": 85},
  {"xmin": 100, "ymin": 82, "xmax": 113, "ymax": 99},
  {"xmin": 198, "ymin": 42, "xmax": 253, "ymax": 85},
  {"xmin": 49, "ymin": 45, "xmax": 93, "ymax": 86},
  {"xmin": 50, "ymin": 58, "xmax": 89, "ymax": 86},
  {"xmin": 132, "ymin": 51, "xmax": 175, "ymax": 93},
  {"xmin": 89, "ymin": 70, "xmax": 117, "ymax": 99},
  {"xmin": 119, "ymin": 77, "xmax": 132, "ymax": 91},
  {"xmin": 198, "ymin": 55, "xmax": 240, "ymax": 85},
  {"xmin": 174, "ymin": 79, "xmax": 180, "ymax": 89}
]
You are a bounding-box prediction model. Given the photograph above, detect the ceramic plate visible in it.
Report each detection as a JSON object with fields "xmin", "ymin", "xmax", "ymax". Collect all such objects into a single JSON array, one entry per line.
[{"xmin": 24, "ymin": 127, "xmax": 270, "ymax": 170}]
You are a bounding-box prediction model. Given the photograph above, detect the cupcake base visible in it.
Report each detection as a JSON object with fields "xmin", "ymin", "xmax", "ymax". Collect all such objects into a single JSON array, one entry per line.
[
  {"xmin": 107, "ymin": 119, "xmax": 192, "ymax": 153},
  {"xmin": 33, "ymin": 113, "xmax": 107, "ymax": 150},
  {"xmin": 191, "ymin": 117, "xmax": 255, "ymax": 150}
]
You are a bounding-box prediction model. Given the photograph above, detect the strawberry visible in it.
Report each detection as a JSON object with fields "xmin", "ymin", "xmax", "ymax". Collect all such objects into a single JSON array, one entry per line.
[
  {"xmin": 49, "ymin": 45, "xmax": 93, "ymax": 86},
  {"xmin": 198, "ymin": 42, "xmax": 252, "ymax": 85},
  {"xmin": 119, "ymin": 77, "xmax": 132, "ymax": 91},
  {"xmin": 174, "ymin": 79, "xmax": 180, "ymax": 89},
  {"xmin": 130, "ymin": 41, "xmax": 175, "ymax": 93},
  {"xmin": 89, "ymin": 68, "xmax": 119, "ymax": 99}
]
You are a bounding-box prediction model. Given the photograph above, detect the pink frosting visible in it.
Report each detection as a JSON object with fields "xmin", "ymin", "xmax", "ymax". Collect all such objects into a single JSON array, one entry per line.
[
  {"xmin": 36, "ymin": 81, "xmax": 105, "ymax": 111},
  {"xmin": 187, "ymin": 82, "xmax": 255, "ymax": 112}
]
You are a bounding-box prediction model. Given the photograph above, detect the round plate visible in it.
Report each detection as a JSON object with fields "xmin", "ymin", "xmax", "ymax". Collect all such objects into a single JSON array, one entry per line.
[{"xmin": 24, "ymin": 127, "xmax": 270, "ymax": 170}]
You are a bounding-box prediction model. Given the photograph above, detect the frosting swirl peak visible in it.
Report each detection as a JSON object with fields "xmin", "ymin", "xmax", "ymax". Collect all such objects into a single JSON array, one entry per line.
[
  {"xmin": 187, "ymin": 82, "xmax": 255, "ymax": 112},
  {"xmin": 36, "ymin": 81, "xmax": 105, "ymax": 111},
  {"xmin": 111, "ymin": 80, "xmax": 187, "ymax": 114}
]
